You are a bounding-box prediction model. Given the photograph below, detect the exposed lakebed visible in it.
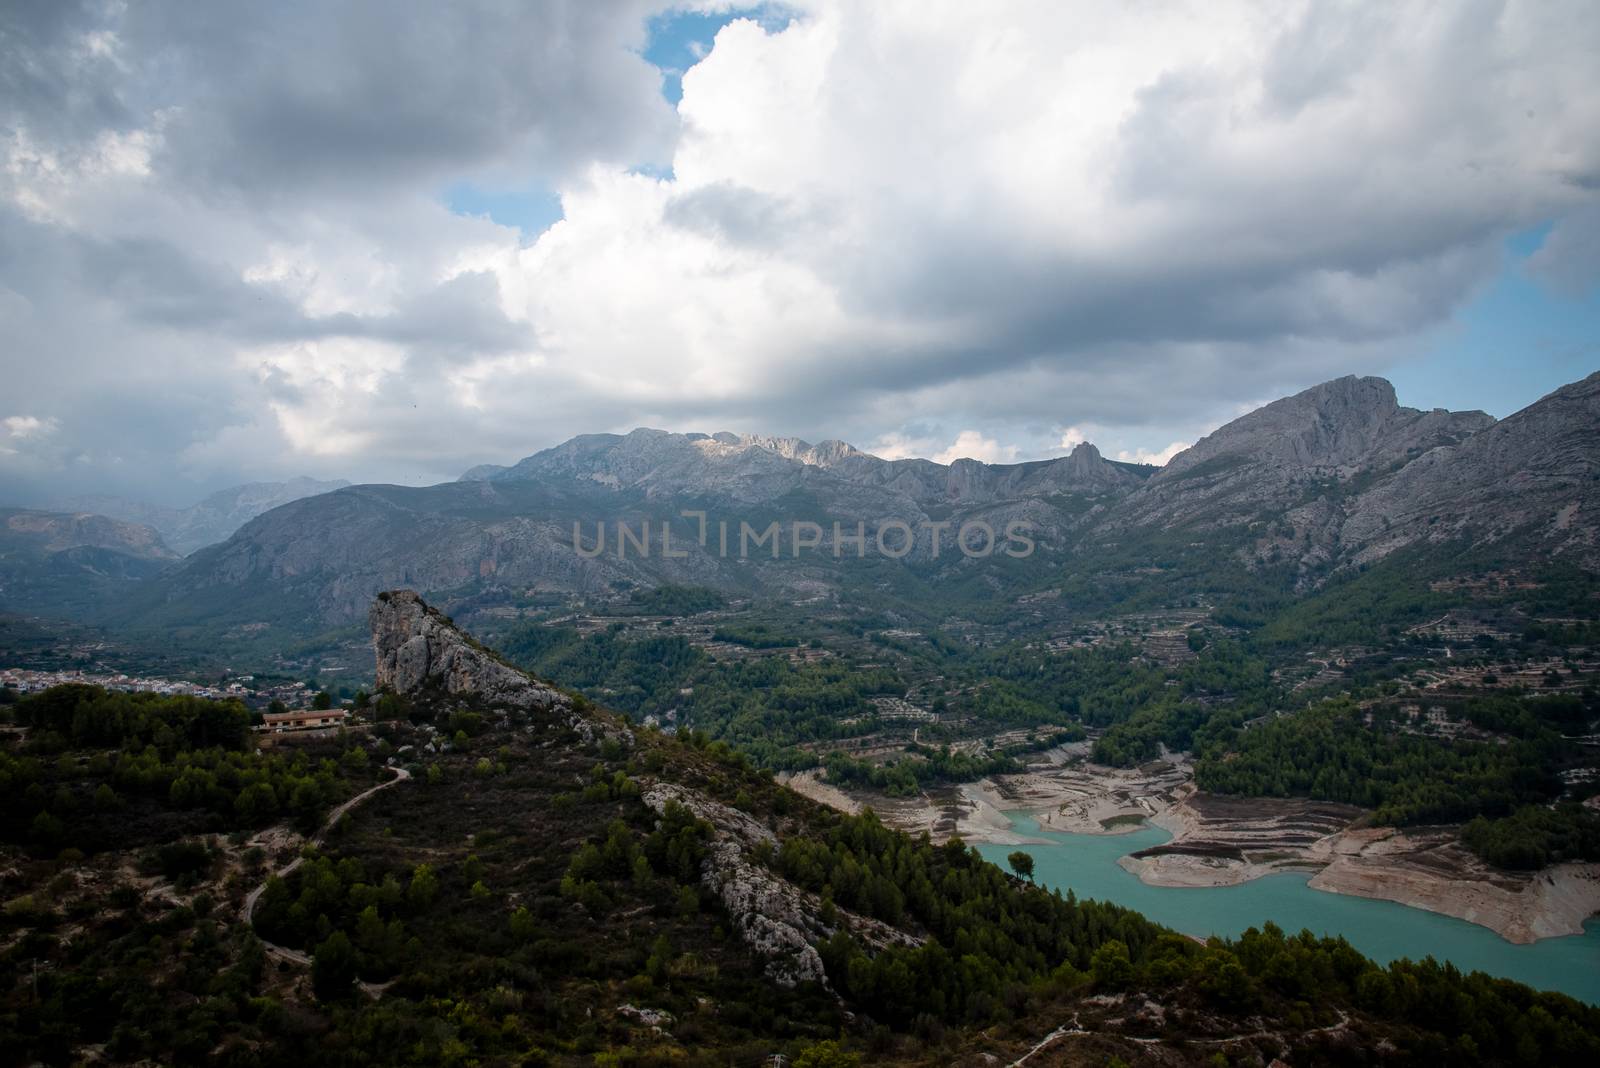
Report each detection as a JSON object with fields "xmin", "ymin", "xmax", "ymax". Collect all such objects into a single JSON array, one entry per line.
[{"xmin": 975, "ymin": 813, "xmax": 1600, "ymax": 1005}]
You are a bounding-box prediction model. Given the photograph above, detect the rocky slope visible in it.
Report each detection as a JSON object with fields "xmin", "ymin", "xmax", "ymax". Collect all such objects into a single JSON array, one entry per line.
[
  {"xmin": 1096, "ymin": 377, "xmax": 1495, "ymax": 563},
  {"xmin": 369, "ymin": 587, "xmax": 903, "ymax": 987},
  {"xmin": 1094, "ymin": 372, "xmax": 1600, "ymax": 575},
  {"xmin": 130, "ymin": 434, "xmax": 1150, "ymax": 628},
  {"xmin": 1342, "ymin": 370, "xmax": 1600, "ymax": 565}
]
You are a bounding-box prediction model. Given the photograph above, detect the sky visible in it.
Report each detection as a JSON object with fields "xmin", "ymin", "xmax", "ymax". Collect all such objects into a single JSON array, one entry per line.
[{"xmin": 2, "ymin": 0, "xmax": 1597, "ymax": 506}]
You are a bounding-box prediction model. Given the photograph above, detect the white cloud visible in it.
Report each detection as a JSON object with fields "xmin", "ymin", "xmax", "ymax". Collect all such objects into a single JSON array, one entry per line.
[
  {"xmin": 934, "ymin": 431, "xmax": 1019, "ymax": 465},
  {"xmin": 865, "ymin": 431, "xmax": 936, "ymax": 462},
  {"xmin": 4, "ymin": 415, "xmax": 57, "ymax": 440},
  {"xmin": 1057, "ymin": 426, "xmax": 1089, "ymax": 451},
  {"xmin": 2, "ymin": 1, "xmax": 1598, "ymax": 502},
  {"xmin": 0, "ymin": 414, "xmax": 61, "ymax": 463},
  {"xmin": 1115, "ymin": 441, "xmax": 1191, "ymax": 467}
]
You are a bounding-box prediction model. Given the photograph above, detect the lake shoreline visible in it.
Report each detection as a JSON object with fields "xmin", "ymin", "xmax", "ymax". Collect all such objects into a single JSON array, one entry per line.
[{"xmin": 792, "ymin": 755, "xmax": 1600, "ymax": 948}]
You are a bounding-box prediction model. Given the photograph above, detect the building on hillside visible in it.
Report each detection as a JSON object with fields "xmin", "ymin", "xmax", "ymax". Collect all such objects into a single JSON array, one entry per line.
[{"xmin": 261, "ymin": 708, "xmax": 350, "ymax": 732}]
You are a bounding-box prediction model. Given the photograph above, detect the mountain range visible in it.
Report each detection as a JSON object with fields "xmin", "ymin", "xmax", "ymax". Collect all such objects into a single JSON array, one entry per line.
[{"xmin": 2, "ymin": 372, "xmax": 1596, "ymax": 656}]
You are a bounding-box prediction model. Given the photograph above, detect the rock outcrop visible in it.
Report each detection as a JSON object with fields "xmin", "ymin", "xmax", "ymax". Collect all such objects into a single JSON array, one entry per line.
[
  {"xmin": 644, "ymin": 783, "xmax": 829, "ymax": 988},
  {"xmin": 370, "ymin": 589, "xmax": 567, "ymax": 712},
  {"xmin": 642, "ymin": 783, "xmax": 918, "ymax": 989}
]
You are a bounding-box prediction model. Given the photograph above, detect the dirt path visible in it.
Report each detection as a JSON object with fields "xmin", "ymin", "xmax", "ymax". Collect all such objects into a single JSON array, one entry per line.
[
  {"xmin": 242, "ymin": 765, "xmax": 411, "ymax": 973},
  {"xmin": 1005, "ymin": 1007, "xmax": 1349, "ymax": 1065}
]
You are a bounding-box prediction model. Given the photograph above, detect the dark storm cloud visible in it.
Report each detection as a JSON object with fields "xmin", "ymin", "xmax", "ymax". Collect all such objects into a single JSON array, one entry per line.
[
  {"xmin": 0, "ymin": 0, "xmax": 132, "ymax": 149},
  {"xmin": 3, "ymin": 0, "xmax": 677, "ymax": 198}
]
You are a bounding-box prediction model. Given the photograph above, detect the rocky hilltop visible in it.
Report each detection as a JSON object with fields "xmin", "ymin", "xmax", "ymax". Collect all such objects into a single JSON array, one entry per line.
[
  {"xmin": 1099, "ymin": 377, "xmax": 1495, "ymax": 555},
  {"xmin": 371, "ymin": 589, "xmax": 568, "ymax": 711},
  {"xmin": 1, "ymin": 508, "xmax": 177, "ymax": 561},
  {"xmin": 368, "ymin": 588, "xmax": 895, "ymax": 987},
  {"xmin": 1160, "ymin": 376, "xmax": 1493, "ymax": 479},
  {"xmin": 0, "ymin": 508, "xmax": 181, "ymax": 615}
]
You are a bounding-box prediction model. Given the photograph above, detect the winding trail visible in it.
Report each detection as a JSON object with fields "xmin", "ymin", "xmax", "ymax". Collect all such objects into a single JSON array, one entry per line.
[
  {"xmin": 1007, "ymin": 1017, "xmax": 1086, "ymax": 1066},
  {"xmin": 241, "ymin": 765, "xmax": 411, "ymax": 970},
  {"xmin": 1004, "ymin": 1007, "xmax": 1349, "ymax": 1066}
]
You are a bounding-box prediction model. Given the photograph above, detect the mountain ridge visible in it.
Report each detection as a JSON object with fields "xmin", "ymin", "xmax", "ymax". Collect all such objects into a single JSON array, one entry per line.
[{"xmin": 19, "ymin": 370, "xmax": 1600, "ymax": 639}]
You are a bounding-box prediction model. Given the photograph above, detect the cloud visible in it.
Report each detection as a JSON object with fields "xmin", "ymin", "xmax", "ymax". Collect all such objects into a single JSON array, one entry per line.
[
  {"xmin": 0, "ymin": 414, "xmax": 62, "ymax": 465},
  {"xmin": 3, "ymin": 415, "xmax": 57, "ymax": 440},
  {"xmin": 1, "ymin": 0, "xmax": 1597, "ymax": 504},
  {"xmin": 934, "ymin": 431, "xmax": 1019, "ymax": 466},
  {"xmin": 1526, "ymin": 206, "xmax": 1600, "ymax": 299},
  {"xmin": 1115, "ymin": 442, "xmax": 1191, "ymax": 468},
  {"xmin": 1058, "ymin": 426, "xmax": 1089, "ymax": 451}
]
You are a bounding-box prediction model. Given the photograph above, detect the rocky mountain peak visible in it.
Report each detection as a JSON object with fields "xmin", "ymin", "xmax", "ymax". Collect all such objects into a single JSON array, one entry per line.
[
  {"xmin": 1066, "ymin": 441, "xmax": 1104, "ymax": 468},
  {"xmin": 1299, "ymin": 374, "xmax": 1399, "ymax": 414},
  {"xmin": 1158, "ymin": 375, "xmax": 1493, "ymax": 480},
  {"xmin": 370, "ymin": 589, "xmax": 568, "ymax": 711}
]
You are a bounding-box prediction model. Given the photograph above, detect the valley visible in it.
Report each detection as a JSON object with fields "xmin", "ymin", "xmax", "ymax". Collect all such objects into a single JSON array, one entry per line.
[
  {"xmin": 3, "ymin": 370, "xmax": 1599, "ymax": 1064},
  {"xmin": 9, "ymin": 589, "xmax": 1600, "ymax": 1066}
]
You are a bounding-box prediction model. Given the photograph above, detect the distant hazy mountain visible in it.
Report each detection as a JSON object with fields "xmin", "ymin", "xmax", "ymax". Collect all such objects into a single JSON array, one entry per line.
[
  {"xmin": 52, "ymin": 477, "xmax": 350, "ymax": 554},
  {"xmin": 0, "ymin": 508, "xmax": 177, "ymax": 614},
  {"xmin": 71, "ymin": 371, "xmax": 1600, "ymax": 637},
  {"xmin": 1, "ymin": 508, "xmax": 176, "ymax": 561}
]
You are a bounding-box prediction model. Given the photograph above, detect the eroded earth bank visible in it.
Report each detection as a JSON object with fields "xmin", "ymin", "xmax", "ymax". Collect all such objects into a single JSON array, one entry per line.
[{"xmin": 786, "ymin": 746, "xmax": 1600, "ymax": 945}]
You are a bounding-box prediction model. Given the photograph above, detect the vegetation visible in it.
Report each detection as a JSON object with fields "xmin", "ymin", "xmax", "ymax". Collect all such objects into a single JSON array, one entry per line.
[
  {"xmin": 629, "ymin": 583, "xmax": 725, "ymax": 616},
  {"xmin": 822, "ymin": 748, "xmax": 1019, "ymax": 797},
  {"xmin": 1462, "ymin": 804, "xmax": 1600, "ymax": 870},
  {"xmin": 0, "ymin": 686, "xmax": 372, "ymax": 855},
  {"xmin": 1194, "ymin": 697, "xmax": 1578, "ymax": 828},
  {"xmin": 4, "ymin": 541, "xmax": 1600, "ymax": 1064}
]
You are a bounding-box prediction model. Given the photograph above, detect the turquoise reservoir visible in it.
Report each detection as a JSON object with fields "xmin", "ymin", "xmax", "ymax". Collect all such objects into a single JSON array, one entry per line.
[{"xmin": 974, "ymin": 814, "xmax": 1600, "ymax": 1004}]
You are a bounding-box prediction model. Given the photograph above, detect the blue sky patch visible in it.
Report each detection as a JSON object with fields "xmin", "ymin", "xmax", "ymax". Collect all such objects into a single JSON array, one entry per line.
[
  {"xmin": 1389, "ymin": 223, "xmax": 1600, "ymax": 417},
  {"xmin": 644, "ymin": 5, "xmax": 790, "ymax": 104},
  {"xmin": 443, "ymin": 182, "xmax": 564, "ymax": 240}
]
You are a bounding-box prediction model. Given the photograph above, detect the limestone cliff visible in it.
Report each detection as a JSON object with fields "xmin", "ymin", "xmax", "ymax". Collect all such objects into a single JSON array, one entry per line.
[{"xmin": 370, "ymin": 589, "xmax": 567, "ymax": 712}]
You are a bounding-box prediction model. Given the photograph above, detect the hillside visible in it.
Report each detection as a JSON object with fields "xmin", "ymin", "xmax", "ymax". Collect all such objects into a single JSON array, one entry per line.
[{"xmin": 6, "ymin": 590, "xmax": 1600, "ymax": 1065}]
